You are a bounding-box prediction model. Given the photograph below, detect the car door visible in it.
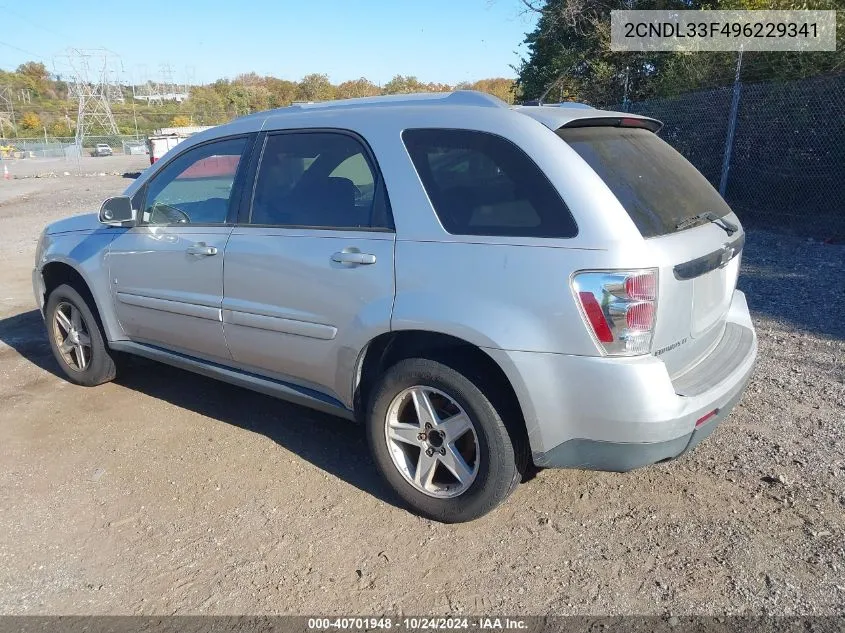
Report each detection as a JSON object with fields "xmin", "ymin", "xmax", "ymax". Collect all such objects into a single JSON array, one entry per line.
[
  {"xmin": 222, "ymin": 130, "xmax": 395, "ymax": 404},
  {"xmin": 108, "ymin": 135, "xmax": 253, "ymax": 362}
]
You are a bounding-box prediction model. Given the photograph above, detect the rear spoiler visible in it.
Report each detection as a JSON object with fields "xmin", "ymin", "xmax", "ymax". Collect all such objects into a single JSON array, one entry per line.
[{"xmin": 559, "ymin": 116, "xmax": 663, "ymax": 133}]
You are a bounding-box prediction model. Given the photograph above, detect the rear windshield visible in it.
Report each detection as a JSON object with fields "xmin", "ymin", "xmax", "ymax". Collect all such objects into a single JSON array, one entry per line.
[
  {"xmin": 557, "ymin": 127, "xmax": 732, "ymax": 238},
  {"xmin": 403, "ymin": 129, "xmax": 577, "ymax": 238}
]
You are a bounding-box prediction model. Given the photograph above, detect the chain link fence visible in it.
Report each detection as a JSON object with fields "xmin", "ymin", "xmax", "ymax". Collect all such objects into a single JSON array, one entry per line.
[
  {"xmin": 0, "ymin": 135, "xmax": 147, "ymax": 159},
  {"xmin": 4, "ymin": 72, "xmax": 843, "ymax": 237},
  {"xmin": 725, "ymin": 73, "xmax": 844, "ymax": 238},
  {"xmin": 593, "ymin": 69, "xmax": 845, "ymax": 240}
]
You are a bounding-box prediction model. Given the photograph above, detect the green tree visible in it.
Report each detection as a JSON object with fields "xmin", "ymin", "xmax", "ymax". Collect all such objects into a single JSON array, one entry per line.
[
  {"xmin": 516, "ymin": 0, "xmax": 844, "ymax": 105},
  {"xmin": 15, "ymin": 61, "xmax": 51, "ymax": 96},
  {"xmin": 16, "ymin": 61, "xmax": 49, "ymax": 81},
  {"xmin": 422, "ymin": 81, "xmax": 452, "ymax": 92},
  {"xmin": 463, "ymin": 78, "xmax": 517, "ymax": 103},
  {"xmin": 49, "ymin": 119, "xmax": 73, "ymax": 137},
  {"xmin": 265, "ymin": 78, "xmax": 298, "ymax": 107},
  {"xmin": 296, "ymin": 73, "xmax": 335, "ymax": 102},
  {"xmin": 383, "ymin": 75, "xmax": 427, "ymax": 94},
  {"xmin": 250, "ymin": 85, "xmax": 273, "ymax": 111},
  {"xmin": 335, "ymin": 77, "xmax": 381, "ymax": 99},
  {"xmin": 233, "ymin": 72, "xmax": 263, "ymax": 86},
  {"xmin": 226, "ymin": 84, "xmax": 253, "ymax": 115},
  {"xmin": 515, "ymin": 0, "xmax": 691, "ymax": 105},
  {"xmin": 188, "ymin": 85, "xmax": 228, "ymax": 123}
]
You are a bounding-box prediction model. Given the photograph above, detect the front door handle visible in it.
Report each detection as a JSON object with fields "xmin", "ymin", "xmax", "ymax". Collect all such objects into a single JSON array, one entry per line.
[
  {"xmin": 331, "ymin": 250, "xmax": 376, "ymax": 265},
  {"xmin": 187, "ymin": 242, "xmax": 218, "ymax": 256}
]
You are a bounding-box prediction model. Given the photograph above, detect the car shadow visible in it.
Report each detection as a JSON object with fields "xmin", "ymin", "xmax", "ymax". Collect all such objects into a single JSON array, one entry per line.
[
  {"xmin": 0, "ymin": 309, "xmax": 401, "ymax": 510},
  {"xmin": 0, "ymin": 309, "xmax": 61, "ymax": 374}
]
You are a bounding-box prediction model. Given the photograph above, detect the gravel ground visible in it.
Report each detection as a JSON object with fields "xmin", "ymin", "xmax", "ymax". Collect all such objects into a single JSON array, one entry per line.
[
  {"xmin": 0, "ymin": 154, "xmax": 149, "ymax": 180},
  {"xmin": 0, "ymin": 174, "xmax": 842, "ymax": 616}
]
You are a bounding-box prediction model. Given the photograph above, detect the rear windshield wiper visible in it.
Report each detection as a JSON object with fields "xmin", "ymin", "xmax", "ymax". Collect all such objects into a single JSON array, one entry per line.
[{"xmin": 676, "ymin": 212, "xmax": 738, "ymax": 236}]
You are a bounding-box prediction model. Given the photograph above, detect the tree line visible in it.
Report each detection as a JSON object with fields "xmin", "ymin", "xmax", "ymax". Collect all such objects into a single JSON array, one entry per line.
[
  {"xmin": 0, "ymin": 63, "xmax": 516, "ymax": 138},
  {"xmin": 515, "ymin": 0, "xmax": 844, "ymax": 106}
]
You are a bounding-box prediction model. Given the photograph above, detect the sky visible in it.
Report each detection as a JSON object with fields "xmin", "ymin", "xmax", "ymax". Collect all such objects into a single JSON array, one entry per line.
[{"xmin": 0, "ymin": 0, "xmax": 539, "ymax": 85}]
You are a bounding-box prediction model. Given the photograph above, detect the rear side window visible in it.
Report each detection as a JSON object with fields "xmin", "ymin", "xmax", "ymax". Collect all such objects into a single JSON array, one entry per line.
[
  {"xmin": 403, "ymin": 129, "xmax": 577, "ymax": 238},
  {"xmin": 557, "ymin": 127, "xmax": 732, "ymax": 238},
  {"xmin": 250, "ymin": 132, "xmax": 391, "ymax": 230}
]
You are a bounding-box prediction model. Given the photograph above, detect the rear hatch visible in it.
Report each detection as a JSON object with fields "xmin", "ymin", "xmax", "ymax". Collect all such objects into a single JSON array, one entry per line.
[{"xmin": 558, "ymin": 124, "xmax": 744, "ymax": 377}]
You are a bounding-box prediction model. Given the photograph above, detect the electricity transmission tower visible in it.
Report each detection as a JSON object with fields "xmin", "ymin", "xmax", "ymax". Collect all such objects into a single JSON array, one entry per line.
[
  {"xmin": 107, "ymin": 65, "xmax": 126, "ymax": 104},
  {"xmin": 55, "ymin": 48, "xmax": 120, "ymax": 146},
  {"xmin": 132, "ymin": 63, "xmax": 189, "ymax": 104},
  {"xmin": 0, "ymin": 85, "xmax": 15, "ymax": 138},
  {"xmin": 182, "ymin": 66, "xmax": 196, "ymax": 94},
  {"xmin": 133, "ymin": 64, "xmax": 162, "ymax": 104},
  {"xmin": 159, "ymin": 63, "xmax": 187, "ymax": 102},
  {"xmin": 132, "ymin": 65, "xmax": 161, "ymax": 104}
]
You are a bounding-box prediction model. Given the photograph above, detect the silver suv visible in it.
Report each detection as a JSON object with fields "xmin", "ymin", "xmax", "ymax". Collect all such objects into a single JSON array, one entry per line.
[
  {"xmin": 92, "ymin": 143, "xmax": 113, "ymax": 157},
  {"xmin": 33, "ymin": 91, "xmax": 757, "ymax": 522}
]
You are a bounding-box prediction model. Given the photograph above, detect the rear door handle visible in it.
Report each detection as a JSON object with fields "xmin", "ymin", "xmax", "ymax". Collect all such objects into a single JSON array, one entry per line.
[
  {"xmin": 186, "ymin": 243, "xmax": 218, "ymax": 256},
  {"xmin": 331, "ymin": 251, "xmax": 376, "ymax": 265}
]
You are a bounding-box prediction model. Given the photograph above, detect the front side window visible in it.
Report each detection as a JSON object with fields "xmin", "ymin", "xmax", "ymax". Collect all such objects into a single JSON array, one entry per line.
[
  {"xmin": 142, "ymin": 136, "xmax": 247, "ymax": 225},
  {"xmin": 250, "ymin": 132, "xmax": 387, "ymax": 229},
  {"xmin": 402, "ymin": 128, "xmax": 577, "ymax": 238}
]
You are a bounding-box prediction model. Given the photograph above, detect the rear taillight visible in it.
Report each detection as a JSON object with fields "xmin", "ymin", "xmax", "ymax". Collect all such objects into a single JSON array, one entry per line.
[
  {"xmin": 577, "ymin": 291, "xmax": 613, "ymax": 343},
  {"xmin": 572, "ymin": 269, "xmax": 658, "ymax": 356},
  {"xmin": 624, "ymin": 273, "xmax": 656, "ymax": 301},
  {"xmin": 625, "ymin": 302, "xmax": 654, "ymax": 331}
]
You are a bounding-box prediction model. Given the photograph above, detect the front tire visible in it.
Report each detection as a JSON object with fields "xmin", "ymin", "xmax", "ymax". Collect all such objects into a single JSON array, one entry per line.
[
  {"xmin": 366, "ymin": 358, "xmax": 521, "ymax": 523},
  {"xmin": 45, "ymin": 284, "xmax": 117, "ymax": 386}
]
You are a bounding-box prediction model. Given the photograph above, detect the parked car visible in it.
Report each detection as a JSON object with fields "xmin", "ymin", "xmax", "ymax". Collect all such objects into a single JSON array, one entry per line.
[
  {"xmin": 33, "ymin": 91, "xmax": 757, "ymax": 522},
  {"xmin": 92, "ymin": 143, "xmax": 113, "ymax": 157}
]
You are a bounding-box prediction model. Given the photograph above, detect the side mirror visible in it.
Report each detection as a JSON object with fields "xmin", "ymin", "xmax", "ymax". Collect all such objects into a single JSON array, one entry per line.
[{"xmin": 98, "ymin": 196, "xmax": 136, "ymax": 227}]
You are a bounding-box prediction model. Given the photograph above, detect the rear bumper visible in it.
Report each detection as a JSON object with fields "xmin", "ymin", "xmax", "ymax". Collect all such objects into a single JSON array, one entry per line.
[
  {"xmin": 532, "ymin": 376, "xmax": 748, "ymax": 471},
  {"xmin": 485, "ymin": 290, "xmax": 757, "ymax": 472}
]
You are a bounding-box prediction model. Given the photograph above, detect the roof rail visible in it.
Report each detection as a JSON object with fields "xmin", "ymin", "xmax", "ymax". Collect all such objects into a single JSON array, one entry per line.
[
  {"xmin": 237, "ymin": 90, "xmax": 508, "ymax": 121},
  {"xmin": 442, "ymin": 90, "xmax": 509, "ymax": 108},
  {"xmin": 551, "ymin": 101, "xmax": 594, "ymax": 109},
  {"xmin": 521, "ymin": 100, "xmax": 594, "ymax": 109}
]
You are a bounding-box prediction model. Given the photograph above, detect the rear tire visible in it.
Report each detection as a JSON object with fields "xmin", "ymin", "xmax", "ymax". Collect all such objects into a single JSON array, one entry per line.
[
  {"xmin": 45, "ymin": 284, "xmax": 117, "ymax": 387},
  {"xmin": 366, "ymin": 358, "xmax": 521, "ymax": 523}
]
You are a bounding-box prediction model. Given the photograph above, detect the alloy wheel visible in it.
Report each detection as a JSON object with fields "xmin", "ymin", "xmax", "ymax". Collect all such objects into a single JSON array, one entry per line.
[
  {"xmin": 52, "ymin": 301, "xmax": 92, "ymax": 372},
  {"xmin": 384, "ymin": 386, "xmax": 480, "ymax": 498}
]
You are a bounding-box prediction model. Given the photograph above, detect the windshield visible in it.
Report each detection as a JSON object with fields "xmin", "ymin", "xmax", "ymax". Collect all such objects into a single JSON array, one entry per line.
[{"xmin": 557, "ymin": 127, "xmax": 732, "ymax": 238}]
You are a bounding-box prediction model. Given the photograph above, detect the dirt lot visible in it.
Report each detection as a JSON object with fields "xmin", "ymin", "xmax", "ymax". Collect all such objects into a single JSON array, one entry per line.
[
  {"xmin": 0, "ymin": 167, "xmax": 843, "ymax": 616},
  {"xmin": 1, "ymin": 154, "xmax": 148, "ymax": 180}
]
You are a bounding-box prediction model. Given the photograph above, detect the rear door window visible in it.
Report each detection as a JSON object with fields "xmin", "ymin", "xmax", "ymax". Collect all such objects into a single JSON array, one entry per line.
[
  {"xmin": 249, "ymin": 132, "xmax": 390, "ymax": 230},
  {"xmin": 557, "ymin": 127, "xmax": 732, "ymax": 238},
  {"xmin": 403, "ymin": 129, "xmax": 577, "ymax": 238}
]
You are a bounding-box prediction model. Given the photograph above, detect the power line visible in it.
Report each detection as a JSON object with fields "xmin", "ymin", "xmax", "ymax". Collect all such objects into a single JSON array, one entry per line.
[
  {"xmin": 0, "ymin": 4, "xmax": 75, "ymax": 41},
  {"xmin": 0, "ymin": 39, "xmax": 47, "ymax": 61}
]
